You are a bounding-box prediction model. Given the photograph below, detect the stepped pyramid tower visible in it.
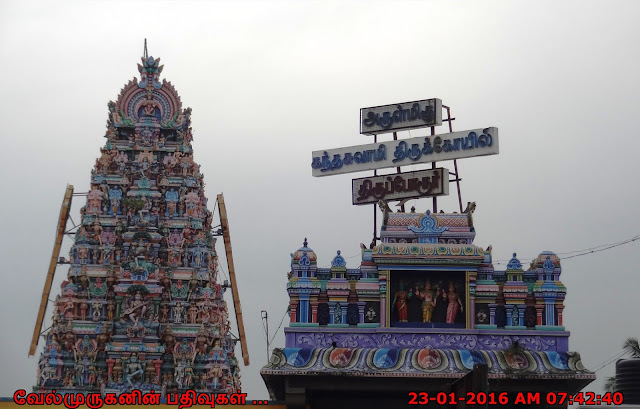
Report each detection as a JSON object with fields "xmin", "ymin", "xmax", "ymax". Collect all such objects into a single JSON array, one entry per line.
[{"xmin": 35, "ymin": 53, "xmax": 241, "ymax": 395}]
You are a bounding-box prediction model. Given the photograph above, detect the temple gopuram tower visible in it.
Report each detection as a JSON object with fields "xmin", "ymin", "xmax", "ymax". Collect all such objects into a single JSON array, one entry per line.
[{"xmin": 34, "ymin": 53, "xmax": 241, "ymax": 395}]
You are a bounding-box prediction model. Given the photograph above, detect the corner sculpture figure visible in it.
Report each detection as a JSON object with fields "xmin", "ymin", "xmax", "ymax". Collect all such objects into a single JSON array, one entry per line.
[{"xmin": 34, "ymin": 53, "xmax": 241, "ymax": 395}]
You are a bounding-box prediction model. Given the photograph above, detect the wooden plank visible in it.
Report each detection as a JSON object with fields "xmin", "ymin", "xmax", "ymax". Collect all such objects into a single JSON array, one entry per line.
[
  {"xmin": 217, "ymin": 194, "xmax": 250, "ymax": 366},
  {"xmin": 29, "ymin": 184, "xmax": 73, "ymax": 356}
]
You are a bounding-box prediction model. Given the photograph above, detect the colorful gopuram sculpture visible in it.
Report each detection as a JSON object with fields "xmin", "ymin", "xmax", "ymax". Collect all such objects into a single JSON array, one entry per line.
[
  {"xmin": 262, "ymin": 207, "xmax": 595, "ymax": 404},
  {"xmin": 35, "ymin": 55, "xmax": 241, "ymax": 395}
]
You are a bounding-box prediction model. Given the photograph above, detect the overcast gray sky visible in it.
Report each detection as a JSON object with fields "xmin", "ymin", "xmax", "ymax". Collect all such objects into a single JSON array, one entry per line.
[{"xmin": 1, "ymin": 0, "xmax": 639, "ymax": 399}]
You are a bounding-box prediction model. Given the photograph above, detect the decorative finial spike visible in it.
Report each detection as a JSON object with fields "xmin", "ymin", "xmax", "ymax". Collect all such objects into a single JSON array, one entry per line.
[{"xmin": 143, "ymin": 38, "xmax": 148, "ymax": 59}]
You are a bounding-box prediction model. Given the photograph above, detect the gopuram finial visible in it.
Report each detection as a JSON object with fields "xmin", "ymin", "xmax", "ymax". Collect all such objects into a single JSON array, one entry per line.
[{"xmin": 143, "ymin": 38, "xmax": 148, "ymax": 59}]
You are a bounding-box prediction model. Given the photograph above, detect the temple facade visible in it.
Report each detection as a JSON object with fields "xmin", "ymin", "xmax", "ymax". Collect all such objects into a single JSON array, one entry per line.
[
  {"xmin": 35, "ymin": 55, "xmax": 241, "ymax": 395},
  {"xmin": 262, "ymin": 206, "xmax": 595, "ymax": 407}
]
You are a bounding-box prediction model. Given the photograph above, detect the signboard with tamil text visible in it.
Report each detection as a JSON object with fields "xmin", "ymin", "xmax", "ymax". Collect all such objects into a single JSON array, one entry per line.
[
  {"xmin": 360, "ymin": 98, "xmax": 442, "ymax": 135},
  {"xmin": 352, "ymin": 168, "xmax": 449, "ymax": 205},
  {"xmin": 312, "ymin": 127, "xmax": 498, "ymax": 177}
]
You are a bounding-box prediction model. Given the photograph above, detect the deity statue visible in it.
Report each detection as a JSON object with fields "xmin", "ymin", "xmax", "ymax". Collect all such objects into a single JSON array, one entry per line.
[
  {"xmin": 165, "ymin": 188, "xmax": 179, "ymax": 217},
  {"xmin": 122, "ymin": 291, "xmax": 148, "ymax": 326},
  {"xmin": 416, "ymin": 280, "xmax": 436, "ymax": 323},
  {"xmin": 174, "ymin": 359, "xmax": 186, "ymax": 388},
  {"xmin": 189, "ymin": 304, "xmax": 198, "ymax": 324},
  {"xmin": 446, "ymin": 282, "xmax": 463, "ymax": 324},
  {"xmin": 108, "ymin": 186, "xmax": 123, "ymax": 215},
  {"xmin": 184, "ymin": 191, "xmax": 200, "ymax": 217},
  {"xmin": 125, "ymin": 353, "xmax": 144, "ymax": 386},
  {"xmin": 79, "ymin": 301, "xmax": 88, "ymax": 321},
  {"xmin": 87, "ymin": 188, "xmax": 104, "ymax": 214},
  {"xmin": 92, "ymin": 302, "xmax": 102, "ymax": 321},
  {"xmin": 160, "ymin": 303, "xmax": 170, "ymax": 323},
  {"xmin": 161, "ymin": 326, "xmax": 176, "ymax": 352},
  {"xmin": 392, "ymin": 280, "xmax": 410, "ymax": 322},
  {"xmin": 131, "ymin": 238, "xmax": 150, "ymax": 264},
  {"xmin": 173, "ymin": 301, "xmax": 184, "ymax": 323}
]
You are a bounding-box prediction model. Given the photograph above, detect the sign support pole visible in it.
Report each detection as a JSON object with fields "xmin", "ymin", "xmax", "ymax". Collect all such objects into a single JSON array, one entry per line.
[
  {"xmin": 443, "ymin": 105, "xmax": 463, "ymax": 213},
  {"xmin": 373, "ymin": 134, "xmax": 377, "ymax": 246}
]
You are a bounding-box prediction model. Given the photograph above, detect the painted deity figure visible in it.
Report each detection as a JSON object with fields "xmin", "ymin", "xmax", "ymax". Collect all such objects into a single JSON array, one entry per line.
[
  {"xmin": 392, "ymin": 281, "xmax": 409, "ymax": 322},
  {"xmin": 92, "ymin": 302, "xmax": 102, "ymax": 321},
  {"xmin": 163, "ymin": 153, "xmax": 178, "ymax": 174},
  {"xmin": 123, "ymin": 292, "xmax": 147, "ymax": 326},
  {"xmin": 165, "ymin": 188, "xmax": 179, "ymax": 217},
  {"xmin": 416, "ymin": 280, "xmax": 436, "ymax": 323},
  {"xmin": 173, "ymin": 302, "xmax": 184, "ymax": 323},
  {"xmin": 114, "ymin": 151, "xmax": 128, "ymax": 171},
  {"xmin": 108, "ymin": 186, "xmax": 123, "ymax": 215},
  {"xmin": 87, "ymin": 188, "xmax": 103, "ymax": 214},
  {"xmin": 188, "ymin": 304, "xmax": 198, "ymax": 324},
  {"xmin": 174, "ymin": 359, "xmax": 186, "ymax": 388},
  {"xmin": 446, "ymin": 282, "xmax": 464, "ymax": 324},
  {"xmin": 125, "ymin": 353, "xmax": 144, "ymax": 385},
  {"xmin": 184, "ymin": 191, "xmax": 200, "ymax": 217}
]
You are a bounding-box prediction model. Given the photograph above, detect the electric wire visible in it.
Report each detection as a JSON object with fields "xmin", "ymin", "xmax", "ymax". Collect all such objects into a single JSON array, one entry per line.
[
  {"xmin": 592, "ymin": 349, "xmax": 627, "ymax": 372},
  {"xmin": 268, "ymin": 309, "xmax": 289, "ymax": 346},
  {"xmin": 493, "ymin": 233, "xmax": 640, "ymax": 265}
]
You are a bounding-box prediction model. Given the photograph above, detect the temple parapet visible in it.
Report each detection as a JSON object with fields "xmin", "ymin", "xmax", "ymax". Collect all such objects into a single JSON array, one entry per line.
[{"xmin": 284, "ymin": 208, "xmax": 568, "ymax": 336}]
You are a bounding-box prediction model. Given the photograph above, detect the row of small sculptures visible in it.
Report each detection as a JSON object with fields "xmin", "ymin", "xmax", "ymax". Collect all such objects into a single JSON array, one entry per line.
[
  {"xmin": 94, "ymin": 147, "xmax": 199, "ymax": 177},
  {"xmin": 38, "ymin": 349, "xmax": 239, "ymax": 391}
]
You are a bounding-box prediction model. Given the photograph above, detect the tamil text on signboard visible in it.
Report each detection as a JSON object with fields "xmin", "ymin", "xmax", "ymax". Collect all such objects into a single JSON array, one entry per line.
[
  {"xmin": 360, "ymin": 98, "xmax": 443, "ymax": 135},
  {"xmin": 352, "ymin": 168, "xmax": 449, "ymax": 205},
  {"xmin": 311, "ymin": 127, "xmax": 498, "ymax": 177}
]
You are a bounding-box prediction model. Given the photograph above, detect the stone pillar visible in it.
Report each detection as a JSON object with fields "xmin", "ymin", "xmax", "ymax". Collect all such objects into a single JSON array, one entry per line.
[
  {"xmin": 544, "ymin": 299, "xmax": 555, "ymax": 326},
  {"xmin": 358, "ymin": 301, "xmax": 366, "ymax": 324},
  {"xmin": 518, "ymin": 306, "xmax": 525, "ymax": 326},
  {"xmin": 379, "ymin": 271, "xmax": 388, "ymax": 327},
  {"xmin": 340, "ymin": 302, "xmax": 348, "ymax": 324},
  {"xmin": 153, "ymin": 297, "xmax": 161, "ymax": 315},
  {"xmin": 153, "ymin": 359, "xmax": 162, "ymax": 381},
  {"xmin": 106, "ymin": 358, "xmax": 115, "ymax": 381},
  {"xmin": 310, "ymin": 301, "xmax": 318, "ymax": 324},
  {"xmin": 115, "ymin": 295, "xmax": 123, "ymax": 319},
  {"xmin": 489, "ymin": 304, "xmax": 496, "ymax": 326},
  {"xmin": 289, "ymin": 300, "xmax": 298, "ymax": 323},
  {"xmin": 556, "ymin": 304, "xmax": 564, "ymax": 326},
  {"xmin": 536, "ymin": 304, "xmax": 544, "ymax": 326},
  {"xmin": 328, "ymin": 304, "xmax": 335, "ymax": 324}
]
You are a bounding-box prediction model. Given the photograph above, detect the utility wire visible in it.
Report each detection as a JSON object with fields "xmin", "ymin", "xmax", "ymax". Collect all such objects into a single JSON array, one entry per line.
[
  {"xmin": 493, "ymin": 233, "xmax": 640, "ymax": 265},
  {"xmin": 268, "ymin": 309, "xmax": 289, "ymax": 346},
  {"xmin": 592, "ymin": 349, "xmax": 627, "ymax": 373}
]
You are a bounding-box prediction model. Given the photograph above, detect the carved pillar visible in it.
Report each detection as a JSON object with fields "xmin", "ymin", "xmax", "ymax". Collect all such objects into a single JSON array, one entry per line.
[
  {"xmin": 115, "ymin": 296, "xmax": 123, "ymax": 319},
  {"xmin": 379, "ymin": 271, "xmax": 388, "ymax": 327},
  {"xmin": 340, "ymin": 302, "xmax": 348, "ymax": 324},
  {"xmin": 106, "ymin": 358, "xmax": 115, "ymax": 381},
  {"xmin": 358, "ymin": 301, "xmax": 366, "ymax": 323},
  {"xmin": 289, "ymin": 300, "xmax": 298, "ymax": 323},
  {"xmin": 536, "ymin": 304, "xmax": 544, "ymax": 326},
  {"xmin": 310, "ymin": 301, "xmax": 318, "ymax": 324},
  {"xmin": 489, "ymin": 304, "xmax": 496, "ymax": 326},
  {"xmin": 154, "ymin": 359, "xmax": 162, "ymax": 381},
  {"xmin": 556, "ymin": 304, "xmax": 565, "ymax": 326}
]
